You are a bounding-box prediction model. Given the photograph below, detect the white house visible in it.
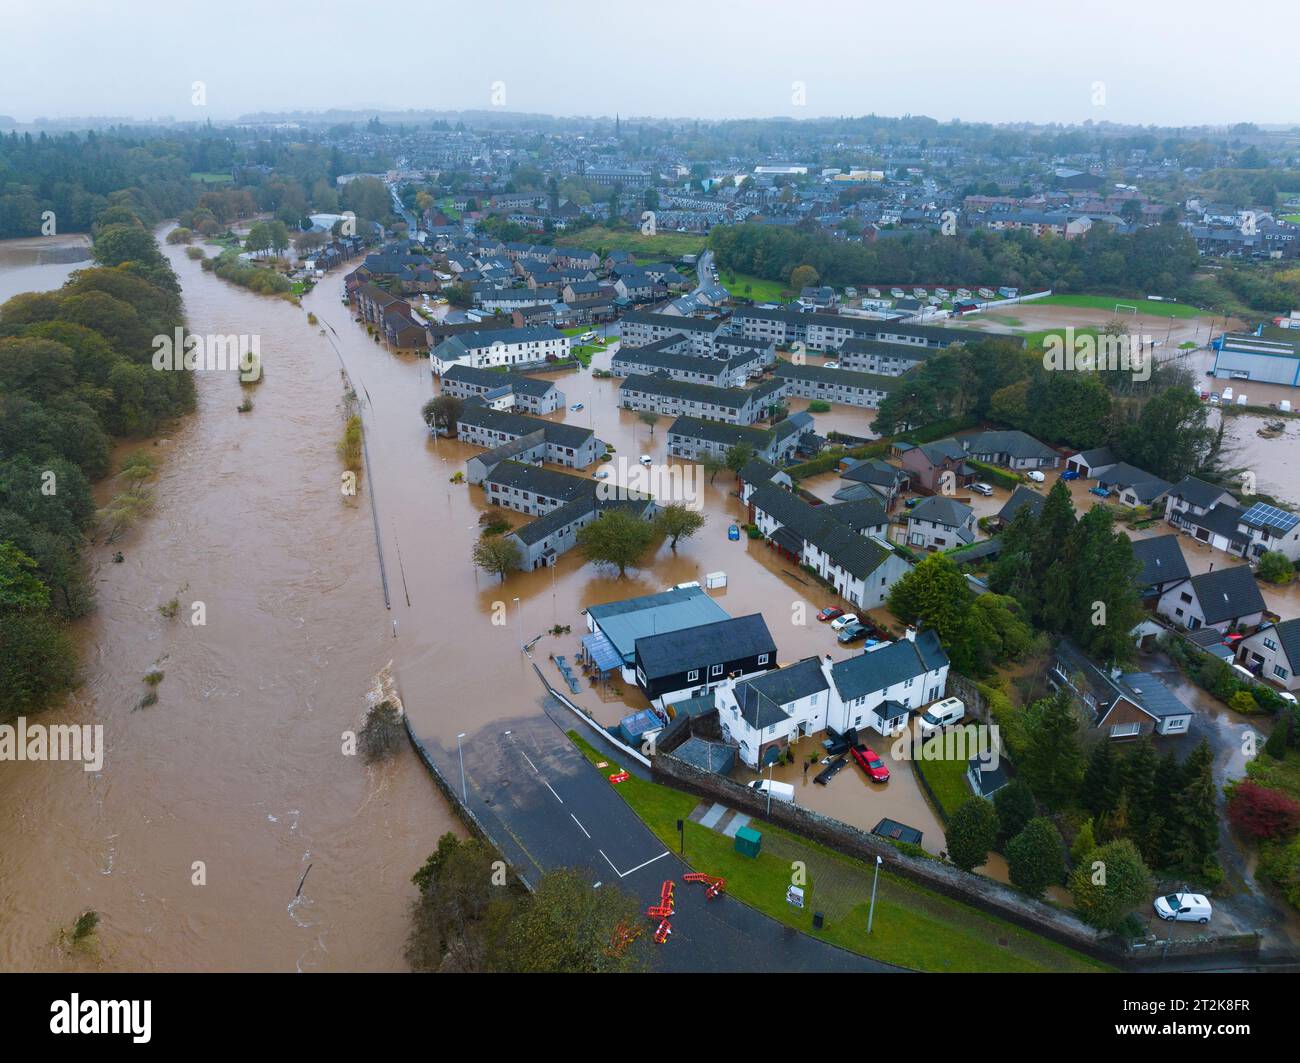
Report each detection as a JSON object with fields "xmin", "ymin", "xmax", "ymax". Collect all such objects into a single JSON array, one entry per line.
[
  {"xmin": 1156, "ymin": 565, "xmax": 1267, "ymax": 633},
  {"xmin": 1236, "ymin": 618, "xmax": 1300, "ymax": 693}
]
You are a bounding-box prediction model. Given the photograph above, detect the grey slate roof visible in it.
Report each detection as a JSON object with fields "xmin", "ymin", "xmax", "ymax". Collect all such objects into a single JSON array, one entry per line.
[
  {"xmin": 961, "ymin": 429, "xmax": 1057, "ymax": 461},
  {"xmin": 829, "ymin": 632, "xmax": 948, "ymax": 702},
  {"xmin": 635, "ymin": 614, "xmax": 777, "ymax": 681},
  {"xmin": 1130, "ymin": 534, "xmax": 1190, "ymax": 591},
  {"xmin": 909, "ymin": 495, "xmax": 973, "ymax": 528},
  {"xmin": 1186, "ymin": 565, "xmax": 1266, "ymax": 624},
  {"xmin": 1167, "ymin": 474, "xmax": 1231, "ymax": 510},
  {"xmin": 749, "ymin": 483, "xmax": 896, "ymax": 580},
  {"xmin": 998, "ymin": 485, "xmax": 1046, "ymax": 524}
]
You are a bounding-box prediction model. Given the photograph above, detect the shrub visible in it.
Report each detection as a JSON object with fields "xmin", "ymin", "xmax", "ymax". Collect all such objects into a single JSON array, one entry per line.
[
  {"xmin": 1258, "ymin": 550, "xmax": 1295, "ymax": 585},
  {"xmin": 1227, "ymin": 781, "xmax": 1300, "ymax": 840}
]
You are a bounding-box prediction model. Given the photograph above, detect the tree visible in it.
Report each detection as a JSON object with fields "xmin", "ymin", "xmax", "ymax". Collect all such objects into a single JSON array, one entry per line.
[
  {"xmin": 486, "ymin": 867, "xmax": 646, "ymax": 973},
  {"xmin": 1258, "ymin": 551, "xmax": 1295, "ymax": 585},
  {"xmin": 472, "ymin": 533, "xmax": 523, "ymax": 582},
  {"xmin": 1169, "ymin": 739, "xmax": 1219, "ymax": 872},
  {"xmin": 702, "ymin": 454, "xmax": 725, "ymax": 484},
  {"xmin": 407, "ymin": 833, "xmax": 507, "ymax": 973},
  {"xmin": 993, "ymin": 778, "xmax": 1037, "ymax": 842},
  {"xmin": 1227, "ymin": 781, "xmax": 1300, "ymax": 841},
  {"xmin": 0, "ymin": 609, "xmax": 77, "ymax": 716},
  {"xmin": 1007, "ymin": 818, "xmax": 1066, "ymax": 899},
  {"xmin": 946, "ymin": 797, "xmax": 1000, "ymax": 872},
  {"xmin": 1116, "ymin": 386, "xmax": 1214, "ymax": 482},
  {"xmin": 421, "ymin": 394, "xmax": 464, "ymax": 434},
  {"xmin": 576, "ymin": 509, "xmax": 656, "ymax": 576},
  {"xmin": 358, "ymin": 699, "xmax": 405, "ymax": 762},
  {"xmin": 789, "ymin": 264, "xmax": 820, "ymax": 291},
  {"xmin": 1068, "ymin": 838, "xmax": 1151, "ymax": 932},
  {"xmin": 655, "ymin": 504, "xmax": 706, "ymax": 550},
  {"xmin": 0, "ymin": 542, "xmax": 51, "ymax": 612},
  {"xmin": 724, "ymin": 443, "xmax": 756, "ymax": 477},
  {"xmin": 637, "ymin": 410, "xmax": 658, "ymax": 436},
  {"xmin": 1018, "ymin": 687, "xmax": 1084, "ymax": 809},
  {"xmin": 1081, "ymin": 739, "xmax": 1122, "ymax": 822}
]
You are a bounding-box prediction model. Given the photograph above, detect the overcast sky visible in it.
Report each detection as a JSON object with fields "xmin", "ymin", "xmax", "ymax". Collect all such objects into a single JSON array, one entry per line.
[{"xmin": 3, "ymin": 0, "xmax": 1296, "ymax": 128}]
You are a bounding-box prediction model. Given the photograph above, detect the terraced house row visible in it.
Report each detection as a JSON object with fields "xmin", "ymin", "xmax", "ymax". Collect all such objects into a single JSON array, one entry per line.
[
  {"xmin": 728, "ymin": 306, "xmax": 974, "ymax": 353},
  {"xmin": 618, "ymin": 374, "xmax": 787, "ymax": 425},
  {"xmin": 429, "ymin": 325, "xmax": 571, "ymax": 374},
  {"xmin": 610, "ymin": 334, "xmax": 769, "ymax": 386},
  {"xmin": 440, "ymin": 363, "xmax": 566, "ymax": 414},
  {"xmin": 666, "ymin": 414, "xmax": 811, "ymax": 464},
  {"xmin": 452, "ymin": 402, "xmax": 605, "ymax": 475}
]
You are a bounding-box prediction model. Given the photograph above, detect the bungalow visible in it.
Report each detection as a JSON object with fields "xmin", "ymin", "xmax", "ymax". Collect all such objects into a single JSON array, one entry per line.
[
  {"xmin": 1064, "ymin": 446, "xmax": 1119, "ymax": 479},
  {"xmin": 1156, "ymin": 565, "xmax": 1267, "ymax": 633},
  {"xmin": 905, "ymin": 496, "xmax": 976, "ymax": 551},
  {"xmin": 968, "ymin": 753, "xmax": 1012, "ymax": 799},
  {"xmin": 1050, "ymin": 639, "xmax": 1194, "ymax": 738},
  {"xmin": 634, "ymin": 614, "xmax": 779, "ymax": 710},
  {"xmin": 1130, "ymin": 534, "xmax": 1191, "ymax": 599},
  {"xmin": 961, "ymin": 430, "xmax": 1059, "ymax": 471},
  {"xmin": 996, "ymin": 485, "xmax": 1046, "ymax": 529},
  {"xmin": 1097, "ymin": 462, "xmax": 1171, "ymax": 509},
  {"xmin": 1236, "ymin": 618, "xmax": 1300, "ymax": 693}
]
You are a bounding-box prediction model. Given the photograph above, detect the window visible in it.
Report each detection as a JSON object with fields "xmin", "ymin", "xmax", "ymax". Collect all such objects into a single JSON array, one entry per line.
[
  {"xmin": 711, "ymin": 664, "xmax": 723, "ymax": 677},
  {"xmin": 1274, "ymin": 665, "xmax": 1290, "ymax": 680},
  {"xmin": 686, "ymin": 669, "xmax": 699, "ymax": 683},
  {"xmin": 1110, "ymin": 722, "xmax": 1141, "ymax": 738},
  {"xmin": 1264, "ymin": 638, "xmax": 1279, "ymax": 652}
]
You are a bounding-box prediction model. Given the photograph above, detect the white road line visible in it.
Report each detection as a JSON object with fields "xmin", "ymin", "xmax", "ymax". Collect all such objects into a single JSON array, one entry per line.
[
  {"xmin": 543, "ymin": 780, "xmax": 563, "ymax": 804},
  {"xmin": 597, "ymin": 848, "xmax": 672, "ymax": 879},
  {"xmin": 570, "ymin": 813, "xmax": 591, "ymax": 839},
  {"xmin": 520, "ymin": 751, "xmax": 539, "ymax": 773}
]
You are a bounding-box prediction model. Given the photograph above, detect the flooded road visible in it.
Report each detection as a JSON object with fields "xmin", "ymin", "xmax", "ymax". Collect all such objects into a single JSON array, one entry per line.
[{"xmin": 0, "ymin": 231, "xmax": 455, "ymax": 971}]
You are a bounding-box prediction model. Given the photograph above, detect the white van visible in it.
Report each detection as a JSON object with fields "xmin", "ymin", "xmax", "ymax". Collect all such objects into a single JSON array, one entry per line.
[
  {"xmin": 1026, "ymin": 470, "xmax": 1046, "ymax": 483},
  {"xmin": 917, "ymin": 697, "xmax": 965, "ymax": 737},
  {"xmin": 1231, "ymin": 663, "xmax": 1257, "ymax": 686},
  {"xmin": 749, "ymin": 779, "xmax": 795, "ymax": 804},
  {"xmin": 1153, "ymin": 892, "xmax": 1212, "ymax": 924}
]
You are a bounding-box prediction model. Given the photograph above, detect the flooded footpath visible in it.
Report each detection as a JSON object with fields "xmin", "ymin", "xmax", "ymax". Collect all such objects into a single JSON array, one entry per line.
[{"xmin": 0, "ymin": 231, "xmax": 455, "ymax": 971}]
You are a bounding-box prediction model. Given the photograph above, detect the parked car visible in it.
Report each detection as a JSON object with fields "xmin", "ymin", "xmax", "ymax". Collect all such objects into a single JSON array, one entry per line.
[
  {"xmin": 829, "ymin": 613, "xmax": 859, "ymax": 631},
  {"xmin": 1209, "ymin": 392, "xmax": 1221, "ymax": 406},
  {"xmin": 816, "ymin": 606, "xmax": 845, "ymax": 622},
  {"xmin": 594, "ymin": 468, "xmax": 610, "ymax": 479},
  {"xmin": 904, "ymin": 497, "xmax": 921, "ymax": 509},
  {"xmin": 917, "ymin": 696, "xmax": 966, "ymax": 738},
  {"xmin": 1278, "ymin": 690, "xmax": 1298, "ymax": 705},
  {"xmin": 639, "ymin": 454, "xmax": 652, "ymax": 466},
  {"xmin": 837, "ymin": 623, "xmax": 870, "ymax": 644},
  {"xmin": 1026, "ymin": 470, "xmax": 1046, "ymax": 483},
  {"xmin": 850, "ymin": 745, "xmax": 890, "ymax": 783},
  {"xmin": 1089, "ymin": 485, "xmax": 1111, "ymax": 498},
  {"xmin": 1061, "ymin": 469, "xmax": 1080, "ymax": 481},
  {"xmin": 824, "ymin": 361, "xmax": 839, "ymax": 370},
  {"xmin": 971, "ymin": 482, "xmax": 994, "ymax": 496},
  {"xmin": 569, "ymin": 402, "xmax": 584, "ymax": 411},
  {"xmin": 1153, "ymin": 893, "xmax": 1212, "ymax": 924},
  {"xmin": 748, "ymin": 779, "xmax": 795, "ymax": 804},
  {"xmin": 727, "ymin": 523, "xmax": 740, "ymax": 541}
]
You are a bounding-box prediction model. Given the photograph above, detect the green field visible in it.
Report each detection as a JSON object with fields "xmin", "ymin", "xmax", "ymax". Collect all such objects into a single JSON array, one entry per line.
[
  {"xmin": 555, "ymin": 225, "xmax": 706, "ymax": 259},
  {"xmin": 1279, "ymin": 213, "xmax": 1300, "ymax": 224},
  {"xmin": 568, "ymin": 732, "xmax": 1106, "ymax": 973},
  {"xmin": 719, "ymin": 272, "xmax": 788, "ymax": 303},
  {"xmin": 190, "ymin": 171, "xmax": 233, "ymax": 183},
  {"xmin": 1035, "ymin": 294, "xmax": 1203, "ymax": 319}
]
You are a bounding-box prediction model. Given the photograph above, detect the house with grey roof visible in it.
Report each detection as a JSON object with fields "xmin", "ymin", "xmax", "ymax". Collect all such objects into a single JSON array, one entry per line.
[
  {"xmin": 633, "ymin": 614, "xmax": 778, "ymax": 709},
  {"xmin": 430, "ymin": 325, "xmax": 570, "ymax": 374},
  {"xmin": 619, "ymin": 310, "xmax": 725, "ymax": 355},
  {"xmin": 1131, "ymin": 534, "xmax": 1191, "ymax": 598},
  {"xmin": 772, "ymin": 360, "xmax": 900, "ymax": 409},
  {"xmin": 1064, "ymin": 446, "xmax": 1119, "ymax": 478},
  {"xmin": 905, "ymin": 495, "xmax": 976, "ymax": 551},
  {"xmin": 1097, "ymin": 462, "xmax": 1171, "ymax": 508},
  {"xmin": 898, "ymin": 437, "xmax": 975, "ymax": 495},
  {"xmin": 827, "ymin": 629, "xmax": 951, "ymax": 737},
  {"xmin": 455, "ymin": 403, "xmax": 604, "ymax": 473},
  {"xmin": 618, "ymin": 374, "xmax": 776, "ymax": 426},
  {"xmin": 666, "ymin": 414, "xmax": 808, "ymax": 465},
  {"xmin": 441, "ymin": 364, "xmax": 565, "ymax": 414},
  {"xmin": 1050, "ymin": 639, "xmax": 1193, "ymax": 738},
  {"xmin": 996, "ymin": 485, "xmax": 1046, "ymax": 529},
  {"xmin": 1156, "ymin": 565, "xmax": 1267, "ymax": 633},
  {"xmin": 1164, "ymin": 475, "xmax": 1236, "ymax": 529},
  {"xmin": 960, "ymin": 430, "xmax": 1059, "ymax": 471},
  {"xmin": 715, "ymin": 656, "xmax": 832, "ymax": 767},
  {"xmin": 835, "ymin": 458, "xmax": 909, "ymax": 509},
  {"xmin": 1236, "ymin": 617, "xmax": 1300, "ymax": 693}
]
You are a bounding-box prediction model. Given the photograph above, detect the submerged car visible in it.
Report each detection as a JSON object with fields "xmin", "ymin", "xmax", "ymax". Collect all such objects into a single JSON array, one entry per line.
[
  {"xmin": 851, "ymin": 745, "xmax": 890, "ymax": 783},
  {"xmin": 569, "ymin": 402, "xmax": 584, "ymax": 411},
  {"xmin": 816, "ymin": 606, "xmax": 845, "ymax": 623},
  {"xmin": 1026, "ymin": 470, "xmax": 1046, "ymax": 483},
  {"xmin": 727, "ymin": 524, "xmax": 740, "ymax": 541},
  {"xmin": 829, "ymin": 613, "xmax": 859, "ymax": 631}
]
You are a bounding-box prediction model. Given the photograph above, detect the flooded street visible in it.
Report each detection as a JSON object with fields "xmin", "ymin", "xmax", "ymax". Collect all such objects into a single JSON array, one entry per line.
[{"xmin": 0, "ymin": 231, "xmax": 455, "ymax": 971}]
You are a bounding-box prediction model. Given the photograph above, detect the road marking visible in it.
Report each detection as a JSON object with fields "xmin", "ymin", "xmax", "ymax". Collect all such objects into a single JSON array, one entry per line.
[
  {"xmin": 570, "ymin": 813, "xmax": 591, "ymax": 838},
  {"xmin": 543, "ymin": 780, "xmax": 563, "ymax": 804},
  {"xmin": 598, "ymin": 848, "xmax": 671, "ymax": 879},
  {"xmin": 520, "ymin": 751, "xmax": 538, "ymax": 773}
]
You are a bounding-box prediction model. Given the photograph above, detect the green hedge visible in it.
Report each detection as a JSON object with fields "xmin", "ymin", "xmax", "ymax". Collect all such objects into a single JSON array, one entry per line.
[{"xmin": 966, "ymin": 459, "xmax": 1022, "ymax": 490}]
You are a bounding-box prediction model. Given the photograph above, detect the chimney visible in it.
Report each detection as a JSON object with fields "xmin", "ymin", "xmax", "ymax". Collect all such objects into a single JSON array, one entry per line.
[{"xmin": 904, "ymin": 626, "xmax": 917, "ymax": 642}]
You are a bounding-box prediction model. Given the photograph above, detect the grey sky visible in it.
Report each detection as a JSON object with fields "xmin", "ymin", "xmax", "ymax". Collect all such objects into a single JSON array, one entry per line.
[{"xmin": 2, "ymin": 0, "xmax": 1296, "ymax": 127}]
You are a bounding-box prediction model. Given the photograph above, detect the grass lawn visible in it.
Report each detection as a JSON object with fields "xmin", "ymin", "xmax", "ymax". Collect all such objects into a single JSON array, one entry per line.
[
  {"xmin": 556, "ymin": 225, "xmax": 705, "ymax": 259},
  {"xmin": 914, "ymin": 726, "xmax": 988, "ymax": 819},
  {"xmin": 568, "ymin": 731, "xmax": 1106, "ymax": 973},
  {"xmin": 1035, "ymin": 294, "xmax": 1203, "ymax": 319},
  {"xmin": 1280, "ymin": 214, "xmax": 1300, "ymax": 225},
  {"xmin": 1020, "ymin": 325, "xmax": 1100, "ymax": 349},
  {"xmin": 719, "ymin": 272, "xmax": 788, "ymax": 303},
  {"xmin": 1245, "ymin": 746, "xmax": 1300, "ymax": 801},
  {"xmin": 190, "ymin": 172, "xmax": 233, "ymax": 183}
]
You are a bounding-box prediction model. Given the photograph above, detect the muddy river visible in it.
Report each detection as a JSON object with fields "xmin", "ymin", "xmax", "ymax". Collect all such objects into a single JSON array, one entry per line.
[{"xmin": 0, "ymin": 231, "xmax": 454, "ymax": 971}]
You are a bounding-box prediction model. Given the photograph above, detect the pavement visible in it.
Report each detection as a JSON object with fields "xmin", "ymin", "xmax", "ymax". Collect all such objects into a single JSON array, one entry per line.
[{"xmin": 410, "ymin": 676, "xmax": 888, "ymax": 972}]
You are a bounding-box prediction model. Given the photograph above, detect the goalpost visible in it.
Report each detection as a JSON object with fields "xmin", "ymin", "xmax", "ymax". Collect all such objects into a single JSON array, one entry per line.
[{"xmin": 1113, "ymin": 303, "xmax": 1139, "ymax": 315}]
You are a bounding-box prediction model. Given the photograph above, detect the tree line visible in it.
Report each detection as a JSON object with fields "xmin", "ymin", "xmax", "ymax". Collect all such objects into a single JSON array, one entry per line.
[{"xmin": 0, "ymin": 202, "xmax": 193, "ymax": 716}]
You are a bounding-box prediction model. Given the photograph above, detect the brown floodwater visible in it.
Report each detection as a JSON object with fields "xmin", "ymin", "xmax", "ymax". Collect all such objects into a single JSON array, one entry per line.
[{"xmin": 0, "ymin": 230, "xmax": 455, "ymax": 971}]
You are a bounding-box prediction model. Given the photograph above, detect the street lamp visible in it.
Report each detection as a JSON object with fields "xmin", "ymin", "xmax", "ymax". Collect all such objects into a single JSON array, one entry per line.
[
  {"xmin": 456, "ymin": 732, "xmax": 468, "ymax": 803},
  {"xmin": 766, "ymin": 759, "xmax": 774, "ymax": 816},
  {"xmin": 513, "ymin": 595, "xmax": 523, "ymax": 651},
  {"xmin": 867, "ymin": 855, "xmax": 883, "ymax": 934}
]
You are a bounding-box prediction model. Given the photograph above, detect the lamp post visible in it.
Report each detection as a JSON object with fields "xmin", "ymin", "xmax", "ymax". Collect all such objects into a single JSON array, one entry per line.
[
  {"xmin": 867, "ymin": 855, "xmax": 883, "ymax": 934},
  {"xmin": 456, "ymin": 732, "xmax": 468, "ymax": 803},
  {"xmin": 766, "ymin": 759, "xmax": 774, "ymax": 816},
  {"xmin": 513, "ymin": 595, "xmax": 522, "ymax": 651}
]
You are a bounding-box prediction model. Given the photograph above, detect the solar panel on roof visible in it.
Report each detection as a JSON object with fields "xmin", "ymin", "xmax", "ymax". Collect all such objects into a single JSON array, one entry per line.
[{"xmin": 1242, "ymin": 502, "xmax": 1300, "ymax": 531}]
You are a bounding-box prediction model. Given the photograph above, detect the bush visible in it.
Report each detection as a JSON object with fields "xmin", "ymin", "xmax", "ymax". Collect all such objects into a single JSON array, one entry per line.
[
  {"xmin": 807, "ymin": 400, "xmax": 831, "ymax": 413},
  {"xmin": 1227, "ymin": 781, "xmax": 1300, "ymax": 840},
  {"xmin": 1258, "ymin": 550, "xmax": 1295, "ymax": 585}
]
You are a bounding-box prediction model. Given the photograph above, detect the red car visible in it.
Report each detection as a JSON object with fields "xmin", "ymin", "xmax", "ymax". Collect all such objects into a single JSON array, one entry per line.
[
  {"xmin": 816, "ymin": 607, "xmax": 845, "ymax": 623},
  {"xmin": 851, "ymin": 745, "xmax": 890, "ymax": 783}
]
